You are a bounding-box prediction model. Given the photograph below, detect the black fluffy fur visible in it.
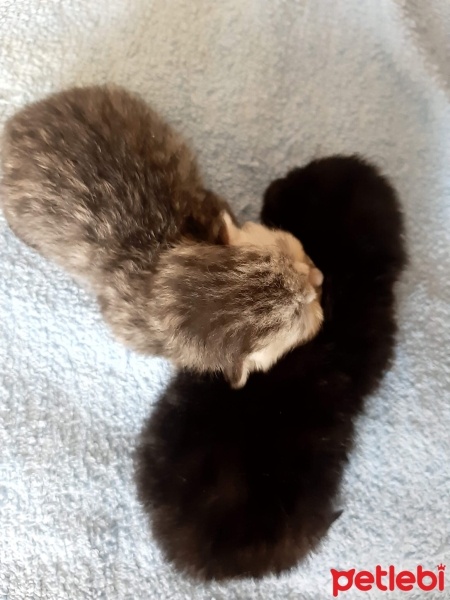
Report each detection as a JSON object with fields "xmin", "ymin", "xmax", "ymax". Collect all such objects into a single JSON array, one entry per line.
[{"xmin": 135, "ymin": 155, "xmax": 407, "ymax": 580}]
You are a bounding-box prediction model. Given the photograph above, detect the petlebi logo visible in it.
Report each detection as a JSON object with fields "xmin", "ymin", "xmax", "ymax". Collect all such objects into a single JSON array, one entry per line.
[{"xmin": 331, "ymin": 564, "xmax": 446, "ymax": 597}]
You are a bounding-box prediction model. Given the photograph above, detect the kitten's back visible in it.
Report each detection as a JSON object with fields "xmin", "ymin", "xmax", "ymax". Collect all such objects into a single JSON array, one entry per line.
[{"xmin": 1, "ymin": 85, "xmax": 228, "ymax": 282}]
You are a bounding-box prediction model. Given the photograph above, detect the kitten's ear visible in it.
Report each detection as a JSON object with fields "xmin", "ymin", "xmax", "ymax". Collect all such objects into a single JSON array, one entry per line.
[
  {"xmin": 331, "ymin": 509, "xmax": 344, "ymax": 524},
  {"xmin": 224, "ymin": 358, "xmax": 249, "ymax": 389},
  {"xmin": 310, "ymin": 267, "xmax": 324, "ymax": 287},
  {"xmin": 261, "ymin": 177, "xmax": 286, "ymax": 227},
  {"xmin": 294, "ymin": 262, "xmax": 324, "ymax": 289},
  {"xmin": 218, "ymin": 211, "xmax": 241, "ymax": 245}
]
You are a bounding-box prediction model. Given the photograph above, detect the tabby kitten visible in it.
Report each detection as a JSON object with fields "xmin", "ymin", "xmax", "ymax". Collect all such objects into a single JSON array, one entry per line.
[{"xmin": 1, "ymin": 85, "xmax": 323, "ymax": 387}]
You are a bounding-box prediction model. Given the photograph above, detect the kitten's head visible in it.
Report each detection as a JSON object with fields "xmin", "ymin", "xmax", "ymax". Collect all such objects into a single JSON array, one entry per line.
[
  {"xmin": 218, "ymin": 211, "xmax": 323, "ymax": 289},
  {"xmin": 224, "ymin": 252, "xmax": 324, "ymax": 388},
  {"xmin": 156, "ymin": 234, "xmax": 324, "ymax": 388}
]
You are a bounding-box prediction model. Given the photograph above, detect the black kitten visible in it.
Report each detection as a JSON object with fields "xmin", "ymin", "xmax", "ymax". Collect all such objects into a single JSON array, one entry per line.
[{"xmin": 135, "ymin": 155, "xmax": 407, "ymax": 580}]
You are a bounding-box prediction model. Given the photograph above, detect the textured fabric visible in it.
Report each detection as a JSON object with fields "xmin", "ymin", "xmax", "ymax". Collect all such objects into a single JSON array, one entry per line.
[{"xmin": 0, "ymin": 1, "xmax": 449, "ymax": 598}]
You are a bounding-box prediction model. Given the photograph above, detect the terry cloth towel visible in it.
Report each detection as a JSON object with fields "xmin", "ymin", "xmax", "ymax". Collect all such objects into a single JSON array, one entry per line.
[{"xmin": 0, "ymin": 1, "xmax": 449, "ymax": 598}]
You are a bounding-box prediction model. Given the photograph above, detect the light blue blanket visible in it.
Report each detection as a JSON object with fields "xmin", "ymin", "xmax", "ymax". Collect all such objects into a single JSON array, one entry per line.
[{"xmin": 1, "ymin": 1, "xmax": 449, "ymax": 598}]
